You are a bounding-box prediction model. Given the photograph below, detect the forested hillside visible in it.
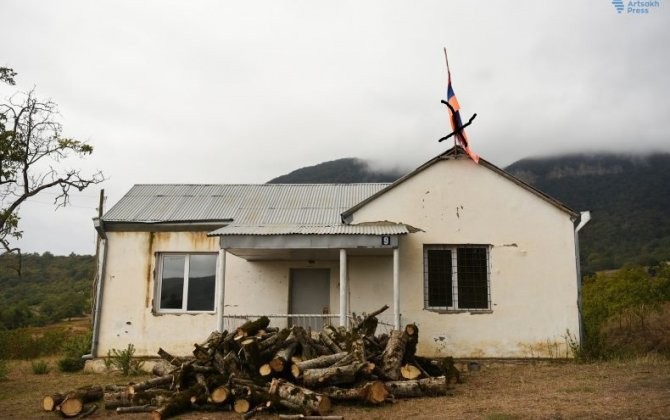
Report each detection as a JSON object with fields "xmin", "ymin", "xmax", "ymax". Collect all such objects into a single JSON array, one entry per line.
[
  {"xmin": 268, "ymin": 158, "xmax": 404, "ymax": 184},
  {"xmin": 507, "ymin": 153, "xmax": 670, "ymax": 273},
  {"xmin": 0, "ymin": 253, "xmax": 94, "ymax": 329}
]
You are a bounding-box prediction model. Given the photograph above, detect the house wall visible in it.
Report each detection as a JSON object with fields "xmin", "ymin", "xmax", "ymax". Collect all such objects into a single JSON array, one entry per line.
[
  {"xmin": 98, "ymin": 230, "xmax": 342, "ymax": 356},
  {"xmin": 347, "ymin": 157, "xmax": 580, "ymax": 358}
]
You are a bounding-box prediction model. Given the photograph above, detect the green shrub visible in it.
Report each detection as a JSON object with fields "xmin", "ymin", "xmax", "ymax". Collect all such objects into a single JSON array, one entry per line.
[
  {"xmin": 0, "ymin": 358, "xmax": 8, "ymax": 380},
  {"xmin": 580, "ymin": 264, "xmax": 670, "ymax": 359},
  {"xmin": 0, "ymin": 328, "xmax": 69, "ymax": 359},
  {"xmin": 57, "ymin": 332, "xmax": 91, "ymax": 373},
  {"xmin": 57, "ymin": 357, "xmax": 84, "ymax": 372},
  {"xmin": 31, "ymin": 360, "xmax": 50, "ymax": 374},
  {"xmin": 105, "ymin": 344, "xmax": 144, "ymax": 376}
]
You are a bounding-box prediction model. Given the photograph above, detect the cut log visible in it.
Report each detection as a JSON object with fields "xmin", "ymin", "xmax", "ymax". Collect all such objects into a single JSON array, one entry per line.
[
  {"xmin": 241, "ymin": 336, "xmax": 261, "ymax": 369},
  {"xmin": 234, "ymin": 398, "xmax": 251, "ymax": 413},
  {"xmin": 353, "ymin": 304, "xmax": 389, "ymax": 337},
  {"xmin": 128, "ymin": 374, "xmax": 174, "ymax": 394},
  {"xmin": 291, "ymin": 352, "xmax": 348, "ymax": 379},
  {"xmin": 269, "ymin": 378, "xmax": 331, "ymax": 415},
  {"xmin": 278, "ymin": 416, "xmax": 344, "ymax": 420},
  {"xmin": 293, "ymin": 326, "xmax": 316, "ymax": 360},
  {"xmin": 56, "ymin": 386, "xmax": 104, "ymax": 418},
  {"xmin": 270, "ymin": 342, "xmax": 298, "ymax": 373},
  {"xmin": 258, "ymin": 328, "xmax": 291, "ymax": 352},
  {"xmin": 42, "ymin": 393, "xmax": 64, "ymax": 411},
  {"xmin": 402, "ymin": 323, "xmax": 419, "ymax": 363},
  {"xmin": 235, "ymin": 316, "xmax": 271, "ymax": 339},
  {"xmin": 302, "ymin": 362, "xmax": 365, "ymax": 388},
  {"xmin": 158, "ymin": 347, "xmax": 185, "ymax": 367},
  {"xmin": 103, "ymin": 390, "xmax": 132, "ymax": 409},
  {"xmin": 321, "ymin": 380, "xmax": 388, "ymax": 404},
  {"xmin": 210, "ymin": 385, "xmax": 230, "ymax": 404},
  {"xmin": 57, "ymin": 397, "xmax": 83, "ymax": 418},
  {"xmin": 319, "ymin": 330, "xmax": 342, "ymax": 354},
  {"xmin": 151, "ymin": 383, "xmax": 206, "ymax": 420},
  {"xmin": 385, "ymin": 376, "xmax": 449, "ymax": 398},
  {"xmin": 400, "ymin": 363, "xmax": 422, "ymax": 380},
  {"xmin": 380, "ymin": 329, "xmax": 408, "ymax": 380},
  {"xmin": 116, "ymin": 405, "xmax": 157, "ymax": 414},
  {"xmin": 259, "ymin": 363, "xmax": 274, "ymax": 377},
  {"xmin": 78, "ymin": 403, "xmax": 98, "ymax": 418}
]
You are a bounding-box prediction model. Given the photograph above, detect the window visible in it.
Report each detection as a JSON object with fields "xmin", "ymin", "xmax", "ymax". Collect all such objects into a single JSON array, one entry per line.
[
  {"xmin": 156, "ymin": 253, "xmax": 217, "ymax": 312},
  {"xmin": 424, "ymin": 245, "xmax": 490, "ymax": 311}
]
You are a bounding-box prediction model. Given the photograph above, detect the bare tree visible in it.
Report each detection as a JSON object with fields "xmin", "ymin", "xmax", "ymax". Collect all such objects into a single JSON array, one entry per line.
[{"xmin": 0, "ymin": 70, "xmax": 104, "ymax": 269}]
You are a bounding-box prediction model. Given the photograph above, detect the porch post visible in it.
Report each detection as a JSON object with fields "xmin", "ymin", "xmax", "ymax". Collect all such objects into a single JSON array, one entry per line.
[
  {"xmin": 216, "ymin": 249, "xmax": 226, "ymax": 332},
  {"xmin": 393, "ymin": 247, "xmax": 400, "ymax": 329},
  {"xmin": 339, "ymin": 249, "xmax": 347, "ymax": 327}
]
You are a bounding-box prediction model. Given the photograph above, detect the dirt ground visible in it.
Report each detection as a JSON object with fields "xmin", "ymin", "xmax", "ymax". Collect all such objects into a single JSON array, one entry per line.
[{"xmin": 1, "ymin": 356, "xmax": 669, "ymax": 419}]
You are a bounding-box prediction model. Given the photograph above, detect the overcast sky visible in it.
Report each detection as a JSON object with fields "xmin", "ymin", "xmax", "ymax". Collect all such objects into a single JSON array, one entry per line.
[{"xmin": 1, "ymin": 0, "xmax": 668, "ymax": 255}]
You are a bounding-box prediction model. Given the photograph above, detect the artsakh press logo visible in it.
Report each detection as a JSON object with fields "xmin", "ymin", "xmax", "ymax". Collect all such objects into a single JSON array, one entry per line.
[
  {"xmin": 612, "ymin": 0, "xmax": 625, "ymax": 12},
  {"xmin": 612, "ymin": 0, "xmax": 661, "ymax": 14}
]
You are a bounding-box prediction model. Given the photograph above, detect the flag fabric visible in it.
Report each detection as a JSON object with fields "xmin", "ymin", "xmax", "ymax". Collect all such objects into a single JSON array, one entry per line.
[{"xmin": 445, "ymin": 52, "xmax": 479, "ymax": 164}]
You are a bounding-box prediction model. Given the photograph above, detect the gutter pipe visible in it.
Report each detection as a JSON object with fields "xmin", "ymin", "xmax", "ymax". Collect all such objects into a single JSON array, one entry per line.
[{"xmin": 574, "ymin": 211, "xmax": 591, "ymax": 346}]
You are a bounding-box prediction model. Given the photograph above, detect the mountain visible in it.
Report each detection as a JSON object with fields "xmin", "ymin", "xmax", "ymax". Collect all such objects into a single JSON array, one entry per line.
[
  {"xmin": 507, "ymin": 153, "xmax": 670, "ymax": 273},
  {"xmin": 267, "ymin": 158, "xmax": 404, "ymax": 184},
  {"xmin": 268, "ymin": 152, "xmax": 670, "ymax": 274}
]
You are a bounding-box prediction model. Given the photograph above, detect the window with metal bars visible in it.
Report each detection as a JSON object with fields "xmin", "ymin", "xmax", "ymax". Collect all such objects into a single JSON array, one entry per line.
[{"xmin": 423, "ymin": 245, "xmax": 490, "ymax": 311}]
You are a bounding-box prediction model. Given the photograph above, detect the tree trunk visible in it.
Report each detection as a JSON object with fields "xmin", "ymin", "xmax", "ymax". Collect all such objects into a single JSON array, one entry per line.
[
  {"xmin": 128, "ymin": 374, "xmax": 174, "ymax": 394},
  {"xmin": 56, "ymin": 386, "xmax": 104, "ymax": 418},
  {"xmin": 319, "ymin": 330, "xmax": 342, "ymax": 354},
  {"xmin": 270, "ymin": 342, "xmax": 298, "ymax": 373},
  {"xmin": 210, "ymin": 385, "xmax": 230, "ymax": 404},
  {"xmin": 321, "ymin": 380, "xmax": 388, "ymax": 404},
  {"xmin": 269, "ymin": 379, "xmax": 331, "ymax": 415},
  {"xmin": 400, "ymin": 363, "xmax": 422, "ymax": 380},
  {"xmin": 42, "ymin": 393, "xmax": 64, "ymax": 411},
  {"xmin": 385, "ymin": 376, "xmax": 449, "ymax": 398},
  {"xmin": 380, "ymin": 329, "xmax": 407, "ymax": 380},
  {"xmin": 116, "ymin": 405, "xmax": 157, "ymax": 414},
  {"xmin": 235, "ymin": 316, "xmax": 271, "ymax": 339},
  {"xmin": 402, "ymin": 323, "xmax": 419, "ymax": 363},
  {"xmin": 291, "ymin": 352, "xmax": 348, "ymax": 379},
  {"xmin": 302, "ymin": 362, "xmax": 365, "ymax": 388},
  {"xmin": 103, "ymin": 391, "xmax": 132, "ymax": 410}
]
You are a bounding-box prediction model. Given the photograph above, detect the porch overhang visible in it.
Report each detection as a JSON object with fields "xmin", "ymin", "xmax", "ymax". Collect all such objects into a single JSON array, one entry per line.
[{"xmin": 208, "ymin": 223, "xmax": 409, "ymax": 261}]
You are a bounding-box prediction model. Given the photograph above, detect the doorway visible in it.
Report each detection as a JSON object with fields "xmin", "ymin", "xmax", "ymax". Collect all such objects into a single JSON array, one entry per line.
[{"xmin": 289, "ymin": 269, "xmax": 330, "ymax": 329}]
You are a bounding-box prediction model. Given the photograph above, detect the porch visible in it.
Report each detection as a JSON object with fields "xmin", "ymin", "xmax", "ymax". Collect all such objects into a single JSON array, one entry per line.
[{"xmin": 208, "ymin": 224, "xmax": 410, "ymax": 332}]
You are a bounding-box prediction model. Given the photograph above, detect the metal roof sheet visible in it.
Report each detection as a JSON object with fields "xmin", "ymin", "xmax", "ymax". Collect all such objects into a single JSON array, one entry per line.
[
  {"xmin": 208, "ymin": 223, "xmax": 410, "ymax": 236},
  {"xmin": 102, "ymin": 184, "xmax": 391, "ymax": 225}
]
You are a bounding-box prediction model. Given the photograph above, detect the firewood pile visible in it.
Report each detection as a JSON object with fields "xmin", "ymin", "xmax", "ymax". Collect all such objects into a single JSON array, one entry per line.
[{"xmin": 42, "ymin": 305, "xmax": 461, "ymax": 419}]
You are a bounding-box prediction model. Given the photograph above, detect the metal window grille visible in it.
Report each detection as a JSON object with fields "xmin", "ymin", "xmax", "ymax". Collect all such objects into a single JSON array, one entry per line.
[{"xmin": 424, "ymin": 245, "xmax": 491, "ymax": 310}]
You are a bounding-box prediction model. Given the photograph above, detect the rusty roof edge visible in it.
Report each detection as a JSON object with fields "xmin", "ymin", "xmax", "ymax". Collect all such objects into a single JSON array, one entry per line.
[{"xmin": 341, "ymin": 146, "xmax": 578, "ymax": 221}]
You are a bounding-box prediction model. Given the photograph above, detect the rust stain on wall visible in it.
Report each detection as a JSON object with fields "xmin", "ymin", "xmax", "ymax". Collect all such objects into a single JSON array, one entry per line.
[{"xmin": 145, "ymin": 232, "xmax": 155, "ymax": 308}]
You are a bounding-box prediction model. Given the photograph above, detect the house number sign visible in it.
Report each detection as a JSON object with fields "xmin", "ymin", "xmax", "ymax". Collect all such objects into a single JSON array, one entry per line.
[{"xmin": 381, "ymin": 235, "xmax": 391, "ymax": 246}]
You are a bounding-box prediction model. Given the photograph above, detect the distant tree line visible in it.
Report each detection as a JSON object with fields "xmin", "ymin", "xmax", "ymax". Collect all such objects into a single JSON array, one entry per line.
[{"xmin": 0, "ymin": 253, "xmax": 94, "ymax": 329}]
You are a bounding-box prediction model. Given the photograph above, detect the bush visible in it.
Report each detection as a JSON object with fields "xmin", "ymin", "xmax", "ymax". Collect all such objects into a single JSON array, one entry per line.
[
  {"xmin": 580, "ymin": 264, "xmax": 670, "ymax": 359},
  {"xmin": 0, "ymin": 328, "xmax": 68, "ymax": 359},
  {"xmin": 105, "ymin": 344, "xmax": 144, "ymax": 376},
  {"xmin": 57, "ymin": 332, "xmax": 91, "ymax": 373},
  {"xmin": 31, "ymin": 360, "xmax": 50, "ymax": 374},
  {"xmin": 0, "ymin": 358, "xmax": 8, "ymax": 380},
  {"xmin": 57, "ymin": 357, "xmax": 84, "ymax": 372}
]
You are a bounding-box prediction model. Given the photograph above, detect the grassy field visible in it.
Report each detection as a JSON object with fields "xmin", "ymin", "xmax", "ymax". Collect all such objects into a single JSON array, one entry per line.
[{"xmin": 1, "ymin": 356, "xmax": 669, "ymax": 419}]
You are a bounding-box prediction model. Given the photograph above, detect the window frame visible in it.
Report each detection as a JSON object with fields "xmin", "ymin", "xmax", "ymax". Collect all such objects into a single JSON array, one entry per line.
[
  {"xmin": 423, "ymin": 244, "xmax": 491, "ymax": 312},
  {"xmin": 155, "ymin": 252, "xmax": 218, "ymax": 314}
]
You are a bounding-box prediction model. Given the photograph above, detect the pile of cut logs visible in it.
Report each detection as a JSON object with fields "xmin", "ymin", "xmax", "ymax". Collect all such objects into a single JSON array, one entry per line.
[{"xmin": 42, "ymin": 305, "xmax": 461, "ymax": 419}]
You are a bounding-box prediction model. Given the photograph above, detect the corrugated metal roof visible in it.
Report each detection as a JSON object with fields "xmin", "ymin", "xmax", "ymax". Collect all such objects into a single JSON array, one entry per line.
[
  {"xmin": 208, "ymin": 223, "xmax": 410, "ymax": 236},
  {"xmin": 102, "ymin": 184, "xmax": 391, "ymax": 225}
]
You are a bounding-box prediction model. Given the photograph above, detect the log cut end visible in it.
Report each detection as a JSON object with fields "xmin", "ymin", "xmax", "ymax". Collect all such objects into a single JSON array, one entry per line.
[{"xmin": 58, "ymin": 397, "xmax": 83, "ymax": 418}]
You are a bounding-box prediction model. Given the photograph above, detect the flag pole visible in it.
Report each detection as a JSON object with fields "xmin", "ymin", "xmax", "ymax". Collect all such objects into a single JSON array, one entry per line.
[{"xmin": 443, "ymin": 48, "xmax": 457, "ymax": 150}]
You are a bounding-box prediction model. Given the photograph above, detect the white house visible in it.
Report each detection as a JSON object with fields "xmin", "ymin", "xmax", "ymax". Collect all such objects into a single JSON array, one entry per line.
[{"xmin": 90, "ymin": 147, "xmax": 589, "ymax": 359}]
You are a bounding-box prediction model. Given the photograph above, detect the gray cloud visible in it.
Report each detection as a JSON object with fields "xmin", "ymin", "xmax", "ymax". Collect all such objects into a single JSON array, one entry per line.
[{"xmin": 1, "ymin": 0, "xmax": 668, "ymax": 254}]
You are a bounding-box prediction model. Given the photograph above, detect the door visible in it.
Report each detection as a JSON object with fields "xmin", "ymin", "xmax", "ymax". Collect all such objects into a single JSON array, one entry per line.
[{"xmin": 289, "ymin": 269, "xmax": 330, "ymax": 330}]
